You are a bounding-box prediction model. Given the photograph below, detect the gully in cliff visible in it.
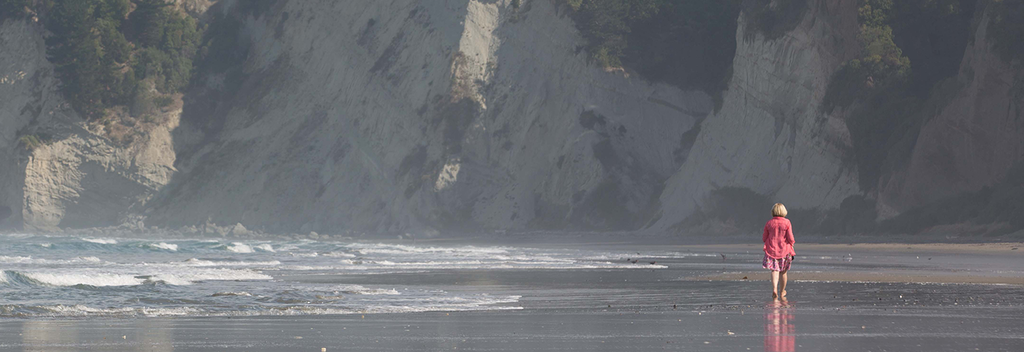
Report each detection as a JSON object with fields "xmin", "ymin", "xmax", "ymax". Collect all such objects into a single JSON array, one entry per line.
[{"xmin": 762, "ymin": 203, "xmax": 796, "ymax": 300}]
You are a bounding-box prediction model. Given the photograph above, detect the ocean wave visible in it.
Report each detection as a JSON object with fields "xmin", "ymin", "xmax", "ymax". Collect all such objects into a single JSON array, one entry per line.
[
  {"xmin": 145, "ymin": 268, "xmax": 273, "ymax": 285},
  {"xmin": 349, "ymin": 243, "xmax": 510, "ymax": 256},
  {"xmin": 322, "ymin": 251, "xmax": 356, "ymax": 258},
  {"xmin": 334, "ymin": 284, "xmax": 400, "ymax": 295},
  {"xmin": 0, "ymin": 255, "xmax": 106, "ymax": 265},
  {"xmin": 225, "ymin": 242, "xmax": 254, "ymax": 253},
  {"xmin": 80, "ymin": 237, "xmax": 118, "ymax": 245},
  {"xmin": 212, "ymin": 291, "xmax": 253, "ymax": 297},
  {"xmin": 32, "ymin": 305, "xmax": 202, "ymax": 317},
  {"xmin": 145, "ymin": 242, "xmax": 179, "ymax": 251},
  {"xmin": 181, "ymin": 258, "xmax": 281, "ymax": 267},
  {"xmin": 254, "ymin": 244, "xmax": 275, "ymax": 252},
  {"xmin": 15, "ymin": 271, "xmax": 142, "ymax": 287}
]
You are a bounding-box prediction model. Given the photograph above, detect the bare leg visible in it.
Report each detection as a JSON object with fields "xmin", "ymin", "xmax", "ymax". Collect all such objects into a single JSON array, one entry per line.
[
  {"xmin": 779, "ymin": 270, "xmax": 788, "ymax": 297},
  {"xmin": 771, "ymin": 270, "xmax": 780, "ymax": 299}
]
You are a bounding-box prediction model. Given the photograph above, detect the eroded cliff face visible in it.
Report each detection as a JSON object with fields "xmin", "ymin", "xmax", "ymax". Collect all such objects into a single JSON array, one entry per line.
[
  {"xmin": 143, "ymin": 0, "xmax": 711, "ymax": 234},
  {"xmin": 0, "ymin": 19, "xmax": 177, "ymax": 231},
  {"xmin": 877, "ymin": 9, "xmax": 1024, "ymax": 218},
  {"xmin": 652, "ymin": 0, "xmax": 862, "ymax": 233},
  {"xmin": 4, "ymin": 0, "xmax": 1021, "ymax": 236}
]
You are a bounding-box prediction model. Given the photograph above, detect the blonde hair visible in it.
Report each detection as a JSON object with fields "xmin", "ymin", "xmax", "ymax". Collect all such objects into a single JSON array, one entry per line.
[{"xmin": 772, "ymin": 203, "xmax": 788, "ymax": 217}]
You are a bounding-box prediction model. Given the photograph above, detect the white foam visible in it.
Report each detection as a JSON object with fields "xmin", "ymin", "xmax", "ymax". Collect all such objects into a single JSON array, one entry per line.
[
  {"xmin": 333, "ymin": 284, "xmax": 400, "ymax": 295},
  {"xmin": 0, "ymin": 256, "xmax": 105, "ymax": 265},
  {"xmin": 212, "ymin": 291, "xmax": 253, "ymax": 297},
  {"xmin": 225, "ymin": 242, "xmax": 254, "ymax": 253},
  {"xmin": 146, "ymin": 242, "xmax": 179, "ymax": 251},
  {"xmin": 23, "ymin": 272, "xmax": 143, "ymax": 286},
  {"xmin": 254, "ymin": 244, "xmax": 275, "ymax": 252},
  {"xmin": 349, "ymin": 243, "xmax": 509, "ymax": 256},
  {"xmin": 149, "ymin": 268, "xmax": 273, "ymax": 285},
  {"xmin": 181, "ymin": 258, "xmax": 281, "ymax": 267},
  {"xmin": 81, "ymin": 238, "xmax": 117, "ymax": 245},
  {"xmin": 37, "ymin": 305, "xmax": 202, "ymax": 317},
  {"xmin": 322, "ymin": 251, "xmax": 356, "ymax": 258}
]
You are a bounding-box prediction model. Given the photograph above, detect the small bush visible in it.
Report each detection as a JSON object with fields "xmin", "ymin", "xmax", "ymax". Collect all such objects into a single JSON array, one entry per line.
[
  {"xmin": 561, "ymin": 0, "xmax": 741, "ymax": 100},
  {"xmin": 987, "ymin": 0, "xmax": 1024, "ymax": 64},
  {"xmin": 742, "ymin": 0, "xmax": 809, "ymax": 40},
  {"xmin": 0, "ymin": 0, "xmax": 28, "ymax": 20},
  {"xmin": 19, "ymin": 134, "xmax": 42, "ymax": 150},
  {"xmin": 153, "ymin": 95, "xmax": 173, "ymax": 108},
  {"xmin": 130, "ymin": 88, "xmax": 155, "ymax": 117}
]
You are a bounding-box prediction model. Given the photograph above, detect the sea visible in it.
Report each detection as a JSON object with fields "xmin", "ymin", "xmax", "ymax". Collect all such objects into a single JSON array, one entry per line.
[
  {"xmin": 0, "ymin": 233, "xmax": 668, "ymax": 318},
  {"xmin": 1, "ymin": 233, "xmax": 1023, "ymax": 351}
]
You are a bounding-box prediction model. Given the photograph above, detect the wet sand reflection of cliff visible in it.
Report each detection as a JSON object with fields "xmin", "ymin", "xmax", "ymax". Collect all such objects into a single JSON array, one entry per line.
[{"xmin": 764, "ymin": 300, "xmax": 795, "ymax": 352}]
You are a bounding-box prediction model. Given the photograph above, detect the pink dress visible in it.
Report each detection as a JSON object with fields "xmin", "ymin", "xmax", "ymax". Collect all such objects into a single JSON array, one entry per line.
[{"xmin": 762, "ymin": 217, "xmax": 795, "ymax": 271}]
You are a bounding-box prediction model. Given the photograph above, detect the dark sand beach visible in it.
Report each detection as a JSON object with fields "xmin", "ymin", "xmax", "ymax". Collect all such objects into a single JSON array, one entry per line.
[{"xmin": 2, "ymin": 242, "xmax": 1022, "ymax": 351}]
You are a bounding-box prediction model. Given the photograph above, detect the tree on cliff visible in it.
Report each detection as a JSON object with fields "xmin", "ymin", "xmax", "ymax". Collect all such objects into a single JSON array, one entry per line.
[
  {"xmin": 43, "ymin": 0, "xmax": 200, "ymax": 121},
  {"xmin": 561, "ymin": 0, "xmax": 741, "ymax": 101}
]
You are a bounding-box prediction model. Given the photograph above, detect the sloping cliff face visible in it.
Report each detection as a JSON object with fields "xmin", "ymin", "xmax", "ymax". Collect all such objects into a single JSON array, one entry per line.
[
  {"xmin": 0, "ymin": 19, "xmax": 177, "ymax": 231},
  {"xmin": 652, "ymin": 0, "xmax": 862, "ymax": 232},
  {"xmin": 144, "ymin": 0, "xmax": 711, "ymax": 234},
  {"xmin": 877, "ymin": 9, "xmax": 1024, "ymax": 218},
  {"xmin": 4, "ymin": 0, "xmax": 1020, "ymax": 236}
]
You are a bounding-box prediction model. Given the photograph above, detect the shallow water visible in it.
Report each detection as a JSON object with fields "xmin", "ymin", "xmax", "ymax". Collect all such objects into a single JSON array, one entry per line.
[
  {"xmin": 0, "ymin": 234, "xmax": 671, "ymax": 317},
  {"xmin": 1, "ymin": 234, "xmax": 1022, "ymax": 351}
]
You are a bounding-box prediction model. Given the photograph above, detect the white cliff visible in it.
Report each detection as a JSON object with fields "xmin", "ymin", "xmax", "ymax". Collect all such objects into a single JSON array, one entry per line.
[
  {"xmin": 0, "ymin": 19, "xmax": 177, "ymax": 231},
  {"xmin": 653, "ymin": 0, "xmax": 862, "ymax": 232},
  {"xmin": 144, "ymin": 0, "xmax": 711, "ymax": 234}
]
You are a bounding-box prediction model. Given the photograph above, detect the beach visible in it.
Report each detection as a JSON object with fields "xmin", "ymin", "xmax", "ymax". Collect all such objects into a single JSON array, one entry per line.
[{"xmin": 0, "ymin": 237, "xmax": 1022, "ymax": 351}]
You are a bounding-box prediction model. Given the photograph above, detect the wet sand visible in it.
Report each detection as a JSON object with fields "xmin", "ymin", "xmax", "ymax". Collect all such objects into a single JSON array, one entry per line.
[
  {"xmin": 2, "ymin": 242, "xmax": 1022, "ymax": 351},
  {"xmin": 684, "ymin": 242, "xmax": 1024, "ymax": 285}
]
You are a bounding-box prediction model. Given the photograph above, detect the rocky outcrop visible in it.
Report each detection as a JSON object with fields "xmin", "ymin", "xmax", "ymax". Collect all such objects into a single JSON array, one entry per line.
[
  {"xmin": 652, "ymin": 0, "xmax": 862, "ymax": 232},
  {"xmin": 143, "ymin": 0, "xmax": 711, "ymax": 234},
  {"xmin": 0, "ymin": 19, "xmax": 178, "ymax": 231},
  {"xmin": 877, "ymin": 9, "xmax": 1024, "ymax": 217}
]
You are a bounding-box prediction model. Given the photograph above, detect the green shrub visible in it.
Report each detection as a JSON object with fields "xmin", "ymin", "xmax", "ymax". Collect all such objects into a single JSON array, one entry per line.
[
  {"xmin": 742, "ymin": 0, "xmax": 809, "ymax": 40},
  {"xmin": 19, "ymin": 135, "xmax": 42, "ymax": 150},
  {"xmin": 987, "ymin": 0, "xmax": 1024, "ymax": 64},
  {"xmin": 43, "ymin": 0, "xmax": 200, "ymax": 121},
  {"xmin": 153, "ymin": 95, "xmax": 173, "ymax": 108},
  {"xmin": 561, "ymin": 0, "xmax": 741, "ymax": 99},
  {"xmin": 130, "ymin": 88, "xmax": 155, "ymax": 117},
  {"xmin": 823, "ymin": 0, "xmax": 976, "ymax": 191},
  {"xmin": 0, "ymin": 0, "xmax": 28, "ymax": 19}
]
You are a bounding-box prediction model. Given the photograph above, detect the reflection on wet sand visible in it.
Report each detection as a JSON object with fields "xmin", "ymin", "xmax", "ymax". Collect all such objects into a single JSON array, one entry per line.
[
  {"xmin": 22, "ymin": 320, "xmax": 79, "ymax": 352},
  {"xmin": 764, "ymin": 299, "xmax": 795, "ymax": 352}
]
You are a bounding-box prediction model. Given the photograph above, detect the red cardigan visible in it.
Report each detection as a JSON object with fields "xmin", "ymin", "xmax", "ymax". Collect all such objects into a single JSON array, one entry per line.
[{"xmin": 762, "ymin": 216, "xmax": 795, "ymax": 259}]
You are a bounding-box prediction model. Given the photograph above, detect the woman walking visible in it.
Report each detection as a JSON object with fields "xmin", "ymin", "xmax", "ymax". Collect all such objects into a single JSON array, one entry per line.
[{"xmin": 763, "ymin": 203, "xmax": 795, "ymax": 299}]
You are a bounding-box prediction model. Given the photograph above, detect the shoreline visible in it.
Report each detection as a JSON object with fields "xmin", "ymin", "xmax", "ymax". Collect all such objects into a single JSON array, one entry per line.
[
  {"xmin": 678, "ymin": 242, "xmax": 1024, "ymax": 254},
  {"xmin": 693, "ymin": 271, "xmax": 1024, "ymax": 286}
]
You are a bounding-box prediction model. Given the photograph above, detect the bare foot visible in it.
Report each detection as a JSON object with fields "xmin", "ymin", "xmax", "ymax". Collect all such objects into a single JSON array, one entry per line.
[
  {"xmin": 772, "ymin": 292, "xmax": 778, "ymax": 299},
  {"xmin": 781, "ymin": 290, "xmax": 787, "ymax": 298}
]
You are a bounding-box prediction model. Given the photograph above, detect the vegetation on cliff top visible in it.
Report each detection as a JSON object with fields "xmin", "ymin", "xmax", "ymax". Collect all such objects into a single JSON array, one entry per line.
[
  {"xmin": 560, "ymin": 0, "xmax": 741, "ymax": 100},
  {"xmin": 987, "ymin": 0, "xmax": 1024, "ymax": 64},
  {"xmin": 42, "ymin": 0, "xmax": 201, "ymax": 121},
  {"xmin": 824, "ymin": 0, "xmax": 978, "ymax": 191},
  {"xmin": 0, "ymin": 0, "xmax": 28, "ymax": 19}
]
